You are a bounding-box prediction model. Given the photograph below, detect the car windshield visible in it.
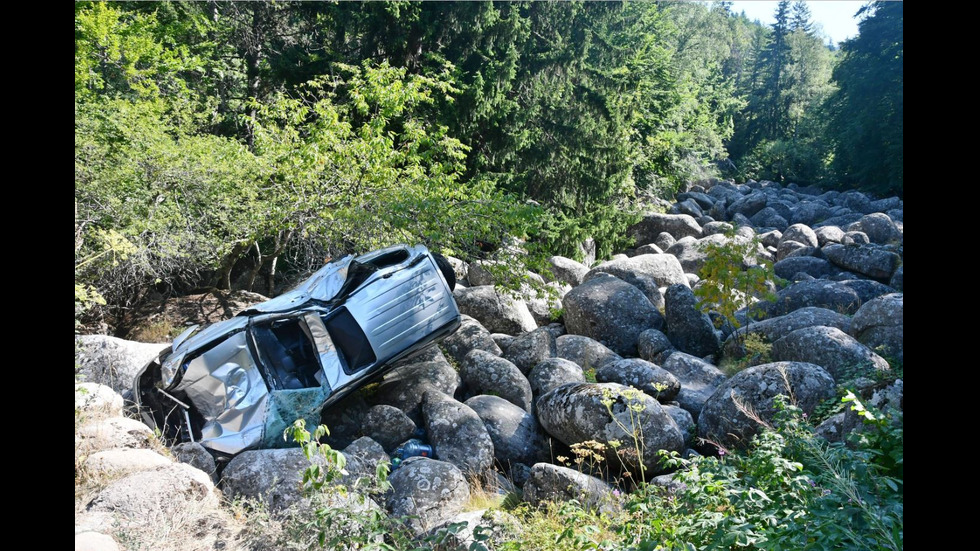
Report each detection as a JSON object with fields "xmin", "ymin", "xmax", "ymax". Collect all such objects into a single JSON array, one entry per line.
[{"xmin": 250, "ymin": 318, "xmax": 322, "ymax": 390}]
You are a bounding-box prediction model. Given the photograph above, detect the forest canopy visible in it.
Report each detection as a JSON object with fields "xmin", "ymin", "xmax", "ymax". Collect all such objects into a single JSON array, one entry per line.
[{"xmin": 75, "ymin": 1, "xmax": 903, "ymax": 323}]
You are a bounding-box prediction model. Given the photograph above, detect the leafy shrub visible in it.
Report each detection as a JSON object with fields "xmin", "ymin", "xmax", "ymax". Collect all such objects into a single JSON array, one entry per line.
[
  {"xmin": 720, "ymin": 332, "xmax": 773, "ymax": 375},
  {"xmin": 695, "ymin": 231, "xmax": 780, "ymax": 342}
]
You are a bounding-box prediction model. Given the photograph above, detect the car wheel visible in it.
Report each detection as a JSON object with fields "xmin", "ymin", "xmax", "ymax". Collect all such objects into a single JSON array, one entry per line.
[{"xmin": 432, "ymin": 252, "xmax": 456, "ymax": 292}]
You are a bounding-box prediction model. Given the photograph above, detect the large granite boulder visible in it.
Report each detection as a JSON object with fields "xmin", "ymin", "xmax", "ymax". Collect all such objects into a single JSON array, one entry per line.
[
  {"xmin": 563, "ymin": 274, "xmax": 664, "ymax": 357},
  {"xmin": 698, "ymin": 362, "xmax": 835, "ymax": 450},
  {"xmin": 536, "ymin": 383, "xmax": 684, "ymax": 475}
]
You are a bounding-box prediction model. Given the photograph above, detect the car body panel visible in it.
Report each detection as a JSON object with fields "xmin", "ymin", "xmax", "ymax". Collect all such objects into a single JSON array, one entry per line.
[{"xmin": 134, "ymin": 244, "xmax": 460, "ymax": 458}]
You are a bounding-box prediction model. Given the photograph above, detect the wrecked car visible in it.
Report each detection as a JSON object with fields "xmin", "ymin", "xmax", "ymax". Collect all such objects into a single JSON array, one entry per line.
[{"xmin": 134, "ymin": 244, "xmax": 460, "ymax": 458}]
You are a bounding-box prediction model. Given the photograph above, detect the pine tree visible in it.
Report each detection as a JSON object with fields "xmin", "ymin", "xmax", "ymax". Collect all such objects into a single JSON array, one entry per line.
[{"xmin": 790, "ymin": 1, "xmax": 813, "ymax": 34}]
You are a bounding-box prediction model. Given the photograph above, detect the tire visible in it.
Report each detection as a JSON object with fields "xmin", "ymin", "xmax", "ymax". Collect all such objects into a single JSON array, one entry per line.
[{"xmin": 432, "ymin": 253, "xmax": 456, "ymax": 292}]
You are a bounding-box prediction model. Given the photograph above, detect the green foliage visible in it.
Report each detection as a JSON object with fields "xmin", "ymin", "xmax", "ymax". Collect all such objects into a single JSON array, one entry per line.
[
  {"xmin": 826, "ymin": 2, "xmax": 903, "ymax": 196},
  {"xmin": 614, "ymin": 397, "xmax": 902, "ymax": 550},
  {"xmin": 694, "ymin": 231, "xmax": 779, "ymax": 339},
  {"xmin": 720, "ymin": 332, "xmax": 773, "ymax": 375},
  {"xmin": 599, "ymin": 386, "xmax": 651, "ymax": 485}
]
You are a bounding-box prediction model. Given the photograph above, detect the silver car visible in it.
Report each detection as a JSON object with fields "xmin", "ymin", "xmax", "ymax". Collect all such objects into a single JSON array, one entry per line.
[{"xmin": 134, "ymin": 244, "xmax": 460, "ymax": 458}]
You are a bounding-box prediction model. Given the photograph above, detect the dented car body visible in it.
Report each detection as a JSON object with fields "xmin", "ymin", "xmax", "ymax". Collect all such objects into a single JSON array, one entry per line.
[{"xmin": 134, "ymin": 244, "xmax": 460, "ymax": 458}]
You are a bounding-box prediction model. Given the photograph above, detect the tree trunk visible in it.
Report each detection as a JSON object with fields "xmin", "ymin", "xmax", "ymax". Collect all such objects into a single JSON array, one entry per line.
[{"xmin": 214, "ymin": 242, "xmax": 250, "ymax": 290}]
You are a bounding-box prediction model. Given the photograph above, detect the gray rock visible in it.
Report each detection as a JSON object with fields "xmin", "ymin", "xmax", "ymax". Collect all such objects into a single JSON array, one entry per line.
[
  {"xmin": 707, "ymin": 182, "xmax": 743, "ymax": 203},
  {"xmin": 524, "ymin": 280, "xmax": 565, "ymax": 327},
  {"xmin": 75, "ymin": 383, "xmax": 124, "ymax": 416},
  {"xmin": 587, "ymin": 253, "xmax": 689, "ymax": 290},
  {"xmin": 637, "ymin": 328, "xmax": 675, "ymax": 365},
  {"xmin": 376, "ymin": 360, "xmax": 462, "ymax": 424},
  {"xmin": 731, "ymin": 212, "xmax": 753, "ymax": 228},
  {"xmin": 766, "ymin": 279, "xmax": 863, "ymax": 317},
  {"xmin": 839, "ymin": 280, "xmax": 896, "ymax": 303},
  {"xmin": 774, "ymin": 257, "xmax": 837, "ymax": 281},
  {"xmin": 422, "ymin": 391, "xmax": 495, "ymax": 476},
  {"xmin": 547, "ymin": 256, "xmax": 590, "ymax": 287},
  {"xmin": 724, "ymin": 307, "xmax": 853, "ymax": 358},
  {"xmin": 768, "ymin": 200, "xmax": 795, "ymax": 222},
  {"xmin": 818, "ymin": 213, "xmax": 865, "ymax": 230},
  {"xmin": 836, "ymin": 191, "xmax": 873, "ymax": 213},
  {"xmin": 544, "ymin": 323, "xmax": 565, "ymax": 337},
  {"xmin": 466, "ymin": 395, "xmax": 551, "ymax": 466},
  {"xmin": 468, "ymin": 260, "xmax": 500, "ymax": 286},
  {"xmin": 664, "ymin": 284, "xmax": 721, "ymax": 358},
  {"xmin": 527, "ymin": 357, "xmax": 585, "ymax": 399},
  {"xmin": 750, "ymin": 207, "xmax": 788, "ymax": 231},
  {"xmin": 172, "ymin": 442, "xmax": 218, "ymax": 483},
  {"xmin": 319, "ymin": 392, "xmax": 370, "ymax": 450},
  {"xmin": 790, "ymin": 201, "xmax": 833, "ymax": 226},
  {"xmin": 814, "ymin": 225, "xmax": 845, "ymax": 246},
  {"xmin": 503, "ymin": 327, "xmax": 557, "ymax": 375},
  {"xmin": 842, "ymin": 231, "xmax": 870, "ymax": 245},
  {"xmin": 678, "ymin": 191, "xmax": 716, "ymax": 210},
  {"xmin": 221, "ymin": 448, "xmax": 313, "ymax": 511},
  {"xmin": 442, "ymin": 315, "xmax": 503, "ymax": 365},
  {"xmin": 727, "ymin": 191, "xmax": 768, "ymax": 219},
  {"xmin": 674, "ymin": 198, "xmax": 703, "ymax": 218},
  {"xmin": 649, "ymin": 472, "xmax": 687, "ymax": 494},
  {"xmin": 522, "ymin": 463, "xmax": 618, "ymax": 514},
  {"xmin": 362, "ymin": 405, "xmax": 417, "ymax": 453},
  {"xmin": 654, "ymin": 232, "xmax": 676, "ymax": 251},
  {"xmin": 815, "ymin": 412, "xmax": 848, "ymax": 442},
  {"xmin": 89, "ymin": 463, "xmax": 216, "ymax": 519},
  {"xmin": 776, "ymin": 239, "xmax": 810, "ymax": 262},
  {"xmin": 74, "ymin": 335, "xmax": 169, "ymax": 397},
  {"xmin": 771, "ymin": 326, "xmax": 890, "ymax": 380},
  {"xmin": 77, "ymin": 417, "xmax": 155, "ymax": 451},
  {"xmin": 85, "ymin": 448, "xmax": 172, "ymax": 476},
  {"xmin": 454, "ymin": 286, "xmax": 538, "ymax": 335},
  {"xmin": 556, "ymin": 335, "xmax": 622, "ymax": 371},
  {"xmin": 702, "ymin": 221, "xmax": 734, "ymax": 236},
  {"xmin": 635, "ymin": 243, "xmax": 665, "ymax": 255},
  {"xmin": 562, "ymin": 274, "xmax": 664, "ymax": 356},
  {"xmin": 460, "ymin": 350, "xmax": 533, "ymax": 412},
  {"xmin": 445, "ymin": 255, "xmax": 469, "ymax": 281},
  {"xmin": 492, "ymin": 333, "xmax": 516, "ymax": 352},
  {"xmin": 871, "ymin": 197, "xmax": 903, "ymax": 212},
  {"xmin": 666, "ymin": 236, "xmax": 711, "ymax": 274},
  {"xmin": 780, "ymin": 224, "xmax": 819, "ymax": 248},
  {"xmin": 388, "ymin": 457, "xmax": 470, "ymax": 535},
  {"xmin": 698, "ymin": 362, "xmax": 835, "ymax": 450},
  {"xmin": 848, "ymin": 213, "xmax": 901, "ymax": 244},
  {"xmin": 851, "ymin": 293, "xmax": 903, "ymax": 363},
  {"xmin": 889, "ymin": 265, "xmax": 903, "ymax": 291},
  {"xmin": 823, "ymin": 244, "xmax": 901, "ymax": 280},
  {"xmin": 759, "ymin": 230, "xmax": 783, "ymax": 249},
  {"xmin": 661, "ymin": 353, "xmax": 727, "ymax": 420},
  {"xmin": 824, "ymin": 380, "xmax": 904, "ymax": 443},
  {"xmin": 630, "ymin": 213, "xmax": 703, "ymax": 244},
  {"xmin": 595, "ymin": 358, "xmax": 680, "ymax": 402},
  {"xmin": 536, "ymin": 383, "xmax": 684, "ymax": 475},
  {"xmin": 782, "ymin": 245, "xmax": 821, "ymax": 260},
  {"xmin": 342, "ymin": 437, "xmax": 390, "ymax": 485},
  {"xmin": 663, "ymin": 405, "xmax": 695, "ymax": 446},
  {"xmin": 429, "ymin": 509, "xmax": 523, "ymax": 551},
  {"xmin": 75, "ymin": 532, "xmax": 121, "ymax": 551}
]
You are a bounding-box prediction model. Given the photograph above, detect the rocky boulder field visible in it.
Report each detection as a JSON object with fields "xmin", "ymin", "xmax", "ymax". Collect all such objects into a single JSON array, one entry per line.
[{"xmin": 75, "ymin": 179, "xmax": 903, "ymax": 550}]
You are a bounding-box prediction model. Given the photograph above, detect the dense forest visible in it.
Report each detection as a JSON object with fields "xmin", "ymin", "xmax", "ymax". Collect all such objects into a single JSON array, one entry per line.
[{"xmin": 74, "ymin": 1, "xmax": 903, "ymax": 323}]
